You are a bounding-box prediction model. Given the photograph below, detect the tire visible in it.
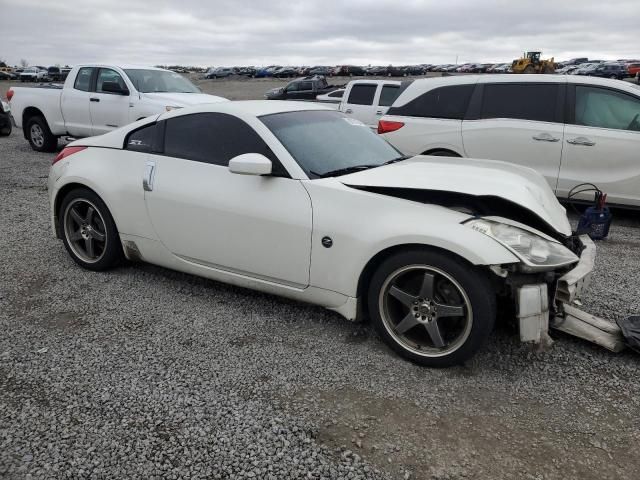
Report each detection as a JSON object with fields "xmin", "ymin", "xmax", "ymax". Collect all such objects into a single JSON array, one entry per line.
[
  {"xmin": 59, "ymin": 188, "xmax": 124, "ymax": 271},
  {"xmin": 524, "ymin": 65, "xmax": 535, "ymax": 74},
  {"xmin": 543, "ymin": 66, "xmax": 554, "ymax": 74},
  {"xmin": 610, "ymin": 75, "xmax": 617, "ymax": 79},
  {"xmin": 367, "ymin": 249, "xmax": 495, "ymax": 367},
  {"xmin": 26, "ymin": 115, "xmax": 57, "ymax": 152},
  {"xmin": 0, "ymin": 122, "xmax": 11, "ymax": 136},
  {"xmin": 425, "ymin": 149, "xmax": 460, "ymax": 157}
]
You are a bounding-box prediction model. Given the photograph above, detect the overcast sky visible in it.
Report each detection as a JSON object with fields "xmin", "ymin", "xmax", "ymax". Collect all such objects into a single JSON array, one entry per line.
[{"xmin": 1, "ymin": 0, "xmax": 638, "ymax": 67}]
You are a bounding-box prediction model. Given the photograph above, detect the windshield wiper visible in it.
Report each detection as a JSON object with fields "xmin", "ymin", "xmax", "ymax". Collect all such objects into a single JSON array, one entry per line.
[
  {"xmin": 310, "ymin": 165, "xmax": 380, "ymax": 178},
  {"xmin": 383, "ymin": 155, "xmax": 410, "ymax": 165}
]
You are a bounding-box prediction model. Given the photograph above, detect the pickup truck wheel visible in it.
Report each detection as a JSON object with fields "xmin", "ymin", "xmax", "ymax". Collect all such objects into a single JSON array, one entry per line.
[
  {"xmin": 0, "ymin": 123, "xmax": 11, "ymax": 136},
  {"xmin": 59, "ymin": 188, "xmax": 124, "ymax": 271},
  {"xmin": 368, "ymin": 249, "xmax": 495, "ymax": 367},
  {"xmin": 26, "ymin": 116, "xmax": 57, "ymax": 152}
]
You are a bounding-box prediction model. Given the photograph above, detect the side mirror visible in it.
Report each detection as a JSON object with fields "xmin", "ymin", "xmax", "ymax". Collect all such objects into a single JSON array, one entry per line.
[
  {"xmin": 102, "ymin": 81, "xmax": 129, "ymax": 95},
  {"xmin": 228, "ymin": 153, "xmax": 272, "ymax": 176}
]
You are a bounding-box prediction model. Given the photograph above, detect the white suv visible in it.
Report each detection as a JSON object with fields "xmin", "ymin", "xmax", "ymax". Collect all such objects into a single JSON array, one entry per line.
[{"xmin": 379, "ymin": 75, "xmax": 640, "ymax": 207}]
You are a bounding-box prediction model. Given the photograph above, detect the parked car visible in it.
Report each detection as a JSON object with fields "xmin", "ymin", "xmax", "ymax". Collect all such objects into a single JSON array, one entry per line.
[
  {"xmin": 316, "ymin": 88, "xmax": 345, "ymax": 103},
  {"xmin": 0, "ymin": 71, "xmax": 18, "ymax": 80},
  {"xmin": 48, "ymin": 100, "xmax": 594, "ymax": 367},
  {"xmin": 20, "ymin": 67, "xmax": 48, "ymax": 82},
  {"xmin": 555, "ymin": 65, "xmax": 579, "ymax": 75},
  {"xmin": 572, "ymin": 63, "xmax": 603, "ymax": 75},
  {"xmin": 333, "ymin": 65, "xmax": 367, "ymax": 76},
  {"xmin": 265, "ymin": 76, "xmax": 339, "ymax": 100},
  {"xmin": 238, "ymin": 67, "xmax": 257, "ymax": 77},
  {"xmin": 365, "ymin": 66, "xmax": 388, "ymax": 76},
  {"xmin": 0, "ymin": 100, "xmax": 11, "ymax": 136},
  {"xmin": 273, "ymin": 67, "xmax": 298, "ymax": 78},
  {"xmin": 378, "ymin": 75, "xmax": 640, "ymax": 207},
  {"xmin": 589, "ymin": 63, "xmax": 628, "ymax": 80},
  {"xmin": 206, "ymin": 67, "xmax": 234, "ymax": 79},
  {"xmin": 338, "ymin": 79, "xmax": 402, "ymax": 129},
  {"xmin": 308, "ymin": 66, "xmax": 332, "ymax": 76},
  {"xmin": 8, "ymin": 64, "xmax": 228, "ymax": 152},
  {"xmin": 627, "ymin": 63, "xmax": 640, "ymax": 78}
]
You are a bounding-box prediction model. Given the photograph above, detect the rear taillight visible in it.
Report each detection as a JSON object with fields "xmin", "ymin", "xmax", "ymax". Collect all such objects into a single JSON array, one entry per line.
[
  {"xmin": 377, "ymin": 120, "xmax": 404, "ymax": 134},
  {"xmin": 53, "ymin": 146, "xmax": 87, "ymax": 165},
  {"xmin": 6, "ymin": 89, "xmax": 14, "ymax": 102}
]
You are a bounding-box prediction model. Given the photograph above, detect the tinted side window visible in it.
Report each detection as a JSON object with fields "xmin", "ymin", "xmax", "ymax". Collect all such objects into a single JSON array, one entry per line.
[
  {"xmin": 387, "ymin": 84, "xmax": 474, "ymax": 119},
  {"xmin": 347, "ymin": 84, "xmax": 377, "ymax": 105},
  {"xmin": 96, "ymin": 68, "xmax": 126, "ymax": 93},
  {"xmin": 481, "ymin": 83, "xmax": 558, "ymax": 122},
  {"xmin": 328, "ymin": 90, "xmax": 344, "ymax": 98},
  {"xmin": 379, "ymin": 85, "xmax": 400, "ymax": 107},
  {"xmin": 74, "ymin": 67, "xmax": 93, "ymax": 92},
  {"xmin": 298, "ymin": 82, "xmax": 313, "ymax": 91},
  {"xmin": 163, "ymin": 113, "xmax": 287, "ymax": 175},
  {"xmin": 574, "ymin": 86, "xmax": 640, "ymax": 131},
  {"xmin": 125, "ymin": 123, "xmax": 156, "ymax": 152}
]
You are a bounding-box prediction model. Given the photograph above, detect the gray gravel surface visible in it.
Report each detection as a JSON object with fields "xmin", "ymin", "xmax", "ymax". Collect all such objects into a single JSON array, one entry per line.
[{"xmin": 1, "ymin": 128, "xmax": 640, "ymax": 480}]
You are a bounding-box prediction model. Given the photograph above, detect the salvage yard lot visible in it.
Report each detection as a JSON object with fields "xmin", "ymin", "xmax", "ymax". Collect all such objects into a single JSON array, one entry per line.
[{"xmin": 1, "ymin": 80, "xmax": 640, "ymax": 479}]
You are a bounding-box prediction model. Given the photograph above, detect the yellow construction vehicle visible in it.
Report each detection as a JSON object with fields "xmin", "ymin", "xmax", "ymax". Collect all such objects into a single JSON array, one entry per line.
[{"xmin": 512, "ymin": 51, "xmax": 555, "ymax": 74}]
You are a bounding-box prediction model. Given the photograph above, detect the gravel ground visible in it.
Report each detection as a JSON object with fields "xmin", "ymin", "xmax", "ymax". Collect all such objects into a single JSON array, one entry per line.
[{"xmin": 1, "ymin": 113, "xmax": 640, "ymax": 479}]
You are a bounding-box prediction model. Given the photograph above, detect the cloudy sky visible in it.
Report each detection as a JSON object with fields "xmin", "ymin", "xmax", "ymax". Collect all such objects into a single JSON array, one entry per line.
[{"xmin": 1, "ymin": 0, "xmax": 637, "ymax": 67}]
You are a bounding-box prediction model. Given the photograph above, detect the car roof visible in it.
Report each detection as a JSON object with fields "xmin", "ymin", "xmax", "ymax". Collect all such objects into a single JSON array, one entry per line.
[
  {"xmin": 393, "ymin": 74, "xmax": 640, "ymax": 107},
  {"xmin": 74, "ymin": 64, "xmax": 167, "ymax": 71},
  {"xmin": 160, "ymin": 100, "xmax": 333, "ymax": 121},
  {"xmin": 348, "ymin": 79, "xmax": 402, "ymax": 86}
]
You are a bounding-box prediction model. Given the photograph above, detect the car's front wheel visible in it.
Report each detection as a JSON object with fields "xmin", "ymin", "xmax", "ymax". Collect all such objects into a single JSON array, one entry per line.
[
  {"xmin": 59, "ymin": 188, "xmax": 124, "ymax": 271},
  {"xmin": 368, "ymin": 249, "xmax": 495, "ymax": 367}
]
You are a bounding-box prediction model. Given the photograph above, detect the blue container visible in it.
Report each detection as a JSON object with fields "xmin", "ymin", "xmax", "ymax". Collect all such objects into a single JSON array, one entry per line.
[{"xmin": 577, "ymin": 206, "xmax": 612, "ymax": 240}]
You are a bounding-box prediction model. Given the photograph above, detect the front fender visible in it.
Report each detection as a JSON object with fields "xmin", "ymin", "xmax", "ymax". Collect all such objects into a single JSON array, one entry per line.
[{"xmin": 305, "ymin": 181, "xmax": 519, "ymax": 297}]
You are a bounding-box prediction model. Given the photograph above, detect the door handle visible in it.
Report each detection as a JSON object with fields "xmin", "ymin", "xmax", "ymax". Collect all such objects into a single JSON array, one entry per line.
[
  {"xmin": 376, "ymin": 110, "xmax": 384, "ymax": 115},
  {"xmin": 345, "ymin": 108, "xmax": 353, "ymax": 114},
  {"xmin": 532, "ymin": 133, "xmax": 559, "ymax": 142},
  {"xmin": 567, "ymin": 136, "xmax": 595, "ymax": 146},
  {"xmin": 143, "ymin": 160, "xmax": 155, "ymax": 192},
  {"xmin": 90, "ymin": 97, "xmax": 100, "ymax": 102}
]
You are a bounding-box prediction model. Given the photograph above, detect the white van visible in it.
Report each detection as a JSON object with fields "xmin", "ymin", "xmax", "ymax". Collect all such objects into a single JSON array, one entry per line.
[{"xmin": 379, "ymin": 75, "xmax": 640, "ymax": 207}]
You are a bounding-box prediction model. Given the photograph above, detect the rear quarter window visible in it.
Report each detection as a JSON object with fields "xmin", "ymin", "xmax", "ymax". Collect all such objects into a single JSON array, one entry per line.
[
  {"xmin": 125, "ymin": 123, "xmax": 157, "ymax": 153},
  {"xmin": 387, "ymin": 84, "xmax": 474, "ymax": 119}
]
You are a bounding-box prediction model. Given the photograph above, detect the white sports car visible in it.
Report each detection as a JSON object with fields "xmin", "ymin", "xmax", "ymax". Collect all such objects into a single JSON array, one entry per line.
[{"xmin": 48, "ymin": 101, "xmax": 595, "ymax": 367}]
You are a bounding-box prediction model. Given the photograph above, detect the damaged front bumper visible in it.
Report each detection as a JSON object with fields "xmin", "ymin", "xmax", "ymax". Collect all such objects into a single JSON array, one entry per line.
[{"xmin": 514, "ymin": 235, "xmax": 626, "ymax": 352}]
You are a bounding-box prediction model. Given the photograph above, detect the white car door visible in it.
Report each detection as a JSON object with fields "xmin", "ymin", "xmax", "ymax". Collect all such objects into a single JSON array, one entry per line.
[
  {"xmin": 143, "ymin": 112, "xmax": 313, "ymax": 287},
  {"xmin": 461, "ymin": 82, "xmax": 565, "ymax": 190},
  {"xmin": 557, "ymin": 84, "xmax": 640, "ymax": 206},
  {"xmin": 60, "ymin": 66, "xmax": 94, "ymax": 138},
  {"xmin": 90, "ymin": 68, "xmax": 132, "ymax": 135},
  {"xmin": 340, "ymin": 83, "xmax": 379, "ymax": 129}
]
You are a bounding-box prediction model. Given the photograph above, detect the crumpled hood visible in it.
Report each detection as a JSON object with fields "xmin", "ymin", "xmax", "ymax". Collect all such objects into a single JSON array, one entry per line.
[
  {"xmin": 340, "ymin": 155, "xmax": 572, "ymax": 236},
  {"xmin": 142, "ymin": 92, "xmax": 228, "ymax": 106}
]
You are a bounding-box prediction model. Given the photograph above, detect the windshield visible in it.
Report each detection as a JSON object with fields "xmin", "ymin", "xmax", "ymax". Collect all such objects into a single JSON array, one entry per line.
[
  {"xmin": 260, "ymin": 110, "xmax": 403, "ymax": 178},
  {"xmin": 124, "ymin": 69, "xmax": 200, "ymax": 93}
]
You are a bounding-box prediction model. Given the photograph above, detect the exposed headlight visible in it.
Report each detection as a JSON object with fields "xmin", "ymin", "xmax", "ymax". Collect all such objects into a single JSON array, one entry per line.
[
  {"xmin": 1, "ymin": 101, "xmax": 9, "ymax": 113},
  {"xmin": 466, "ymin": 219, "xmax": 578, "ymax": 271},
  {"xmin": 165, "ymin": 105, "xmax": 182, "ymax": 111}
]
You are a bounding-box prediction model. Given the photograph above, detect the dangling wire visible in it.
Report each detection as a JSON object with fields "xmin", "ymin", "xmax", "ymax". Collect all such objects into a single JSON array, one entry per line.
[{"xmin": 567, "ymin": 183, "xmax": 603, "ymax": 214}]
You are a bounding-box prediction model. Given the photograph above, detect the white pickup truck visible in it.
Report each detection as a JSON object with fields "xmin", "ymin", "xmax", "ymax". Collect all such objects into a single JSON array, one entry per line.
[
  {"xmin": 338, "ymin": 79, "xmax": 403, "ymax": 129},
  {"xmin": 8, "ymin": 64, "xmax": 227, "ymax": 151}
]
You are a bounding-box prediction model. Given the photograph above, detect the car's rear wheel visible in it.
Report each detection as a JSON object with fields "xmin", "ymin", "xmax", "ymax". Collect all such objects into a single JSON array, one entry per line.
[
  {"xmin": 368, "ymin": 249, "xmax": 495, "ymax": 367},
  {"xmin": 59, "ymin": 188, "xmax": 124, "ymax": 271},
  {"xmin": 26, "ymin": 116, "xmax": 57, "ymax": 152}
]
